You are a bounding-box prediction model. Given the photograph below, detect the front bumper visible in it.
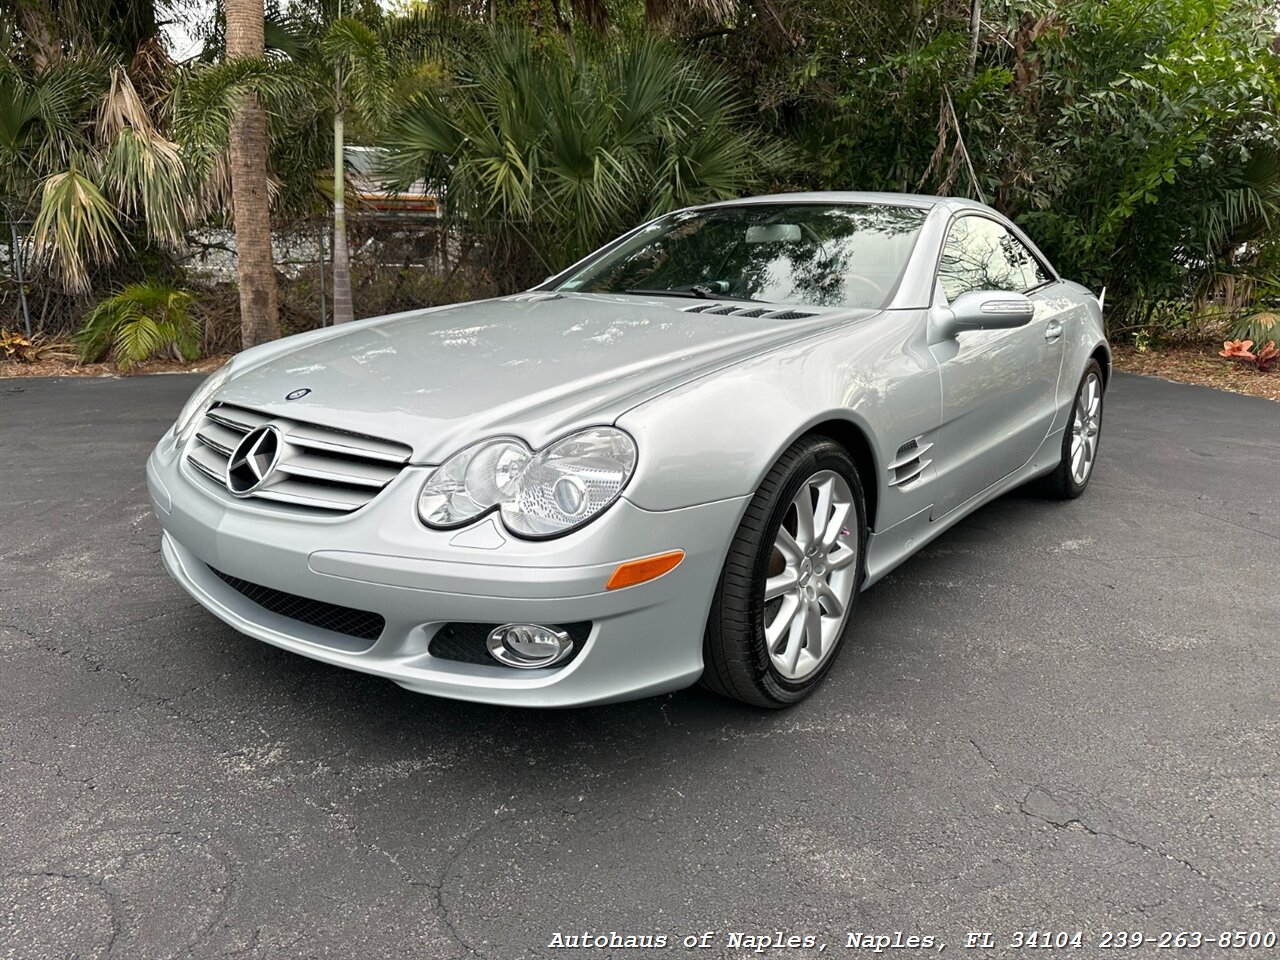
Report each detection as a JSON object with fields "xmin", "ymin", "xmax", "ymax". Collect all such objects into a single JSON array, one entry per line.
[{"xmin": 147, "ymin": 434, "xmax": 747, "ymax": 707}]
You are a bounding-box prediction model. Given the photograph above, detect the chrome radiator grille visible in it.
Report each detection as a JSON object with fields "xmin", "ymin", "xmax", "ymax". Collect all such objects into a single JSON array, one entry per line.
[{"xmin": 185, "ymin": 403, "xmax": 412, "ymax": 513}]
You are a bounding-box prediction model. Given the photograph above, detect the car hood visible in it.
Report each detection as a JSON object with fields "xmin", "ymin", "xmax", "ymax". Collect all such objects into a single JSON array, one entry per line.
[{"xmin": 218, "ymin": 293, "xmax": 868, "ymax": 462}]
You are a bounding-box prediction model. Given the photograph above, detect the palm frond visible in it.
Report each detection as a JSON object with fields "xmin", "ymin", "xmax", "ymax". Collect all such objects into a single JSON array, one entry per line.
[
  {"xmin": 97, "ymin": 65, "xmax": 156, "ymax": 142},
  {"xmin": 382, "ymin": 28, "xmax": 781, "ymax": 268},
  {"xmin": 323, "ymin": 18, "xmax": 394, "ymax": 129},
  {"xmin": 170, "ymin": 56, "xmax": 311, "ymax": 178},
  {"xmin": 31, "ymin": 165, "xmax": 126, "ymax": 292},
  {"xmin": 76, "ymin": 281, "xmax": 199, "ymax": 368},
  {"xmin": 101, "ymin": 127, "xmax": 194, "ymax": 247}
]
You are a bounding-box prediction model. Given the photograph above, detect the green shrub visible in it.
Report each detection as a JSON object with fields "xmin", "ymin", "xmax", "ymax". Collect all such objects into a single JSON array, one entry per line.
[
  {"xmin": 1231, "ymin": 311, "xmax": 1280, "ymax": 347},
  {"xmin": 76, "ymin": 281, "xmax": 201, "ymax": 370}
]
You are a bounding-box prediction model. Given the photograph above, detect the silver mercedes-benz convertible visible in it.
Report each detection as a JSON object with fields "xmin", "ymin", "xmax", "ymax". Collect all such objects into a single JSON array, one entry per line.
[{"xmin": 147, "ymin": 192, "xmax": 1108, "ymax": 708}]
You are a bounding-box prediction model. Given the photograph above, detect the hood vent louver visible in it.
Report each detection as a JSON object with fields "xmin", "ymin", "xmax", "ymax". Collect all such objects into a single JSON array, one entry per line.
[
  {"xmin": 504, "ymin": 292, "xmax": 563, "ymax": 303},
  {"xmin": 679, "ymin": 302, "xmax": 816, "ymax": 320},
  {"xmin": 888, "ymin": 437, "xmax": 933, "ymax": 488}
]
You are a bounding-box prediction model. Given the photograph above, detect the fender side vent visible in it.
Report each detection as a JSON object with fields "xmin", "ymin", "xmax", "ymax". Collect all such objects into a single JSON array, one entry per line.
[{"xmin": 888, "ymin": 437, "xmax": 934, "ymax": 488}]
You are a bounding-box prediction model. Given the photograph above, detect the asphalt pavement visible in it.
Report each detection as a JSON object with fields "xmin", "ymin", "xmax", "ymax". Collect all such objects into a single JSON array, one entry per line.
[{"xmin": 1, "ymin": 371, "xmax": 1277, "ymax": 959}]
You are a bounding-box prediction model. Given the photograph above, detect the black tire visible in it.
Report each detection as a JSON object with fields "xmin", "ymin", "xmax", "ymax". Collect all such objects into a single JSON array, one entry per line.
[
  {"xmin": 1040, "ymin": 358, "xmax": 1105, "ymax": 500},
  {"xmin": 701, "ymin": 435, "xmax": 867, "ymax": 708}
]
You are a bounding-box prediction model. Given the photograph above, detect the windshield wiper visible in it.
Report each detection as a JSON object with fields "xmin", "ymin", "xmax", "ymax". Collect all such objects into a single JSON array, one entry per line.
[
  {"xmin": 620, "ymin": 288, "xmax": 706, "ymax": 299},
  {"xmin": 619, "ymin": 287, "xmax": 772, "ymax": 304}
]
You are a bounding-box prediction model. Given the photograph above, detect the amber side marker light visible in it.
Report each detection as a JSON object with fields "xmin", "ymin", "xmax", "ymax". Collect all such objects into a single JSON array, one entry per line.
[{"xmin": 605, "ymin": 550, "xmax": 685, "ymax": 590}]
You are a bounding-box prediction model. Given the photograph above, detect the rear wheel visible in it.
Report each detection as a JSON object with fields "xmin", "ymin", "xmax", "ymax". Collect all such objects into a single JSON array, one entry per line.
[
  {"xmin": 702, "ymin": 436, "xmax": 867, "ymax": 708},
  {"xmin": 1041, "ymin": 359, "xmax": 1104, "ymax": 499}
]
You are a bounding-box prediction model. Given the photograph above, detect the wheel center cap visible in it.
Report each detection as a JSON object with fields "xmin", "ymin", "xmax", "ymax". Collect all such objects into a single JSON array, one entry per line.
[{"xmin": 799, "ymin": 558, "xmax": 813, "ymax": 586}]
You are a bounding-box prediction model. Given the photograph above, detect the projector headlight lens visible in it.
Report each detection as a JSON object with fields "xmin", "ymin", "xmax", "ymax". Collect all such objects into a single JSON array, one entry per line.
[
  {"xmin": 418, "ymin": 427, "xmax": 637, "ymax": 538},
  {"xmin": 172, "ymin": 365, "xmax": 233, "ymax": 440}
]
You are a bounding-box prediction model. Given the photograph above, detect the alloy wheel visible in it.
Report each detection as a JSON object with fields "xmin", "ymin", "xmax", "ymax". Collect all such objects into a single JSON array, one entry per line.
[
  {"xmin": 762, "ymin": 470, "xmax": 859, "ymax": 681},
  {"xmin": 1070, "ymin": 372, "xmax": 1102, "ymax": 485}
]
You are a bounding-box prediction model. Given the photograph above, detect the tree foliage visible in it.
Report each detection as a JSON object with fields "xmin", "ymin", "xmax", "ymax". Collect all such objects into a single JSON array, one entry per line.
[
  {"xmin": 693, "ymin": 0, "xmax": 1280, "ymax": 326},
  {"xmin": 0, "ymin": 48, "xmax": 194, "ymax": 291},
  {"xmin": 2, "ymin": 0, "xmax": 1277, "ymax": 340},
  {"xmin": 75, "ymin": 279, "xmax": 200, "ymax": 368},
  {"xmin": 384, "ymin": 29, "xmax": 786, "ymax": 273}
]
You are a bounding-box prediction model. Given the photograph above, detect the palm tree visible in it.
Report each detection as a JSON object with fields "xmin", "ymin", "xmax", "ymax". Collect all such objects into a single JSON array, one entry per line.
[
  {"xmin": 320, "ymin": 17, "xmax": 392, "ymax": 324},
  {"xmin": 383, "ymin": 31, "xmax": 785, "ymax": 281},
  {"xmin": 171, "ymin": 9, "xmax": 398, "ymax": 327},
  {"xmin": 224, "ymin": 0, "xmax": 280, "ymax": 347},
  {"xmin": 0, "ymin": 50, "xmax": 192, "ymax": 294}
]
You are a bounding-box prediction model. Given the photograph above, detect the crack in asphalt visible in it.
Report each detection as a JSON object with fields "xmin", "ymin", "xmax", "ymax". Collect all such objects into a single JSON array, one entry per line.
[
  {"xmin": 954, "ymin": 741, "xmax": 1222, "ymax": 894},
  {"xmin": 433, "ymin": 814, "xmax": 518, "ymax": 960},
  {"xmin": 963, "ymin": 737, "xmax": 1001, "ymax": 775},
  {"xmin": 4, "ymin": 867, "xmax": 126, "ymax": 959},
  {"xmin": 1189, "ymin": 507, "xmax": 1280, "ymax": 542},
  {"xmin": 4, "ymin": 614, "xmax": 476, "ymax": 957},
  {"xmin": 1016, "ymin": 786, "xmax": 1216, "ymax": 885}
]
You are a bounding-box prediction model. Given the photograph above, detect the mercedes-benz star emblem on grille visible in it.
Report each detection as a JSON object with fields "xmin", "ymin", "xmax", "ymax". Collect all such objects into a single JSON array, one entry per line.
[
  {"xmin": 226, "ymin": 425, "xmax": 283, "ymax": 495},
  {"xmin": 285, "ymin": 388, "xmax": 311, "ymax": 401}
]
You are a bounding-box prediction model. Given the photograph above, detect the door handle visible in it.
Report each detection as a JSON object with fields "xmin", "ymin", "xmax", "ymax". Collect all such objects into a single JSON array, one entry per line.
[{"xmin": 1044, "ymin": 319, "xmax": 1064, "ymax": 341}]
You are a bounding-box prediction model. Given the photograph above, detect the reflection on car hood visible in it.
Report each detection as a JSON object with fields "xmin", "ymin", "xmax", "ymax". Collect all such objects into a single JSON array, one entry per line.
[{"xmin": 217, "ymin": 293, "xmax": 868, "ymax": 462}]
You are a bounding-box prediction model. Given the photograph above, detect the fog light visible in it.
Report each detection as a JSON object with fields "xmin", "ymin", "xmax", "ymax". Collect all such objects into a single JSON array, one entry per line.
[{"xmin": 486, "ymin": 623, "xmax": 574, "ymax": 669}]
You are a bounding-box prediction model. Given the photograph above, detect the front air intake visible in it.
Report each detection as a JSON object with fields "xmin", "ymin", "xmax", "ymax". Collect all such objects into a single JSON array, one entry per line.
[{"xmin": 207, "ymin": 565, "xmax": 385, "ymax": 645}]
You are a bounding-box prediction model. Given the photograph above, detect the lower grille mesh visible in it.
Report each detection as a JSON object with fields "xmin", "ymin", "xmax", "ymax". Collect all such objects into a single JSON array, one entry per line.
[{"xmin": 208, "ymin": 565, "xmax": 385, "ymax": 641}]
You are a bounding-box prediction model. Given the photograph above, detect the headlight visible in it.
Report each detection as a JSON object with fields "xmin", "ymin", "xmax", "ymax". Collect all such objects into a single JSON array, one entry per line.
[
  {"xmin": 418, "ymin": 427, "xmax": 637, "ymax": 538},
  {"xmin": 172, "ymin": 365, "xmax": 233, "ymax": 440}
]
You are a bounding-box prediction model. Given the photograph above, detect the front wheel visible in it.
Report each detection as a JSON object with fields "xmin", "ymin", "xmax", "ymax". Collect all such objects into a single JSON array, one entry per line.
[
  {"xmin": 1040, "ymin": 359, "xmax": 1105, "ymax": 499},
  {"xmin": 702, "ymin": 436, "xmax": 867, "ymax": 708}
]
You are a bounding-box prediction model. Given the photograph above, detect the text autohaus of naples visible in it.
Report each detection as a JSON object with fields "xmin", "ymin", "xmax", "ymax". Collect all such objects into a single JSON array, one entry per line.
[{"xmin": 544, "ymin": 930, "xmax": 942, "ymax": 950}]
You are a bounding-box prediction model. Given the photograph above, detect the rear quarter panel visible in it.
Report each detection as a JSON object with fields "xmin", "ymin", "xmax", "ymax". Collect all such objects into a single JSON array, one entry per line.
[{"xmin": 1054, "ymin": 280, "xmax": 1111, "ymax": 422}]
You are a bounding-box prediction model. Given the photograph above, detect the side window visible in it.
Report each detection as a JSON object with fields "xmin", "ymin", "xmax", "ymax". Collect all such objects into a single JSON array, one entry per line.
[
  {"xmin": 1002, "ymin": 232, "xmax": 1051, "ymax": 291},
  {"xmin": 938, "ymin": 216, "xmax": 1049, "ymax": 301}
]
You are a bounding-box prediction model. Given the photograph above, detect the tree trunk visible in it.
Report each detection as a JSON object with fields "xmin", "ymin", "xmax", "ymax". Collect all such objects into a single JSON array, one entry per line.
[
  {"xmin": 16, "ymin": 5, "xmax": 61, "ymax": 72},
  {"xmin": 331, "ymin": 109, "xmax": 354, "ymax": 324},
  {"xmin": 225, "ymin": 0, "xmax": 280, "ymax": 348},
  {"xmin": 966, "ymin": 0, "xmax": 981, "ymax": 78}
]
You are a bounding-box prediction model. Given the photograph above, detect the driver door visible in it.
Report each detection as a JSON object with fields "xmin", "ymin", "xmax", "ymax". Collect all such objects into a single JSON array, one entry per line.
[{"xmin": 929, "ymin": 214, "xmax": 1065, "ymax": 517}]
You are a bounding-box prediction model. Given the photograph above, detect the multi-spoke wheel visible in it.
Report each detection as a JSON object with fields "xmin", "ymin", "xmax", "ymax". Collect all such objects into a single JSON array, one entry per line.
[
  {"xmin": 1042, "ymin": 358, "xmax": 1105, "ymax": 499},
  {"xmin": 1070, "ymin": 371, "xmax": 1102, "ymax": 485},
  {"xmin": 703, "ymin": 436, "xmax": 866, "ymax": 707},
  {"xmin": 763, "ymin": 471, "xmax": 859, "ymax": 681}
]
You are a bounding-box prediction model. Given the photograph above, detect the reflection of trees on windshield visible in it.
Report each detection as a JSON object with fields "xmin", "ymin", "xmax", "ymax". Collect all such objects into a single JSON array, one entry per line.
[{"xmin": 567, "ymin": 204, "xmax": 927, "ymax": 309}]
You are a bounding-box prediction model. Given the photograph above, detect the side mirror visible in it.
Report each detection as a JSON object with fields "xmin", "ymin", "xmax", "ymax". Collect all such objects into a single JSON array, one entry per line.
[{"xmin": 930, "ymin": 290, "xmax": 1035, "ymax": 343}]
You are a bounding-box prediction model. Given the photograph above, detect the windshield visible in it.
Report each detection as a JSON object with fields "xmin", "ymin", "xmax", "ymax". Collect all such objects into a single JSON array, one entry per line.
[{"xmin": 555, "ymin": 203, "xmax": 928, "ymax": 310}]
